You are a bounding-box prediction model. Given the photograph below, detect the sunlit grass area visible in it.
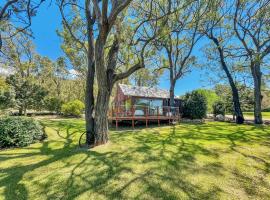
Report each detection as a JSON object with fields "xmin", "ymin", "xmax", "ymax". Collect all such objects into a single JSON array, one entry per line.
[
  {"xmin": 243, "ymin": 112, "xmax": 270, "ymax": 120},
  {"xmin": 0, "ymin": 119, "xmax": 270, "ymax": 199}
]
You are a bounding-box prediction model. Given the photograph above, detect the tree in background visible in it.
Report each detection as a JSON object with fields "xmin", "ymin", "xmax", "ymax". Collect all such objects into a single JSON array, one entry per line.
[
  {"xmin": 233, "ymin": 0, "xmax": 270, "ymax": 124},
  {"xmin": 6, "ymin": 75, "xmax": 48, "ymax": 115},
  {"xmin": 35, "ymin": 55, "xmax": 85, "ymax": 104},
  {"xmin": 200, "ymin": 0, "xmax": 245, "ymax": 124},
  {"xmin": 0, "ymin": 76, "xmax": 15, "ymax": 112},
  {"xmin": 153, "ymin": 0, "xmax": 204, "ymax": 107},
  {"xmin": 214, "ymin": 84, "xmax": 254, "ymax": 116},
  {"xmin": 1, "ymin": 33, "xmax": 36, "ymax": 79},
  {"xmin": 131, "ymin": 68, "xmax": 163, "ymax": 87},
  {"xmin": 196, "ymin": 89, "xmax": 219, "ymax": 113},
  {"xmin": 53, "ymin": 57, "xmax": 69, "ymax": 101}
]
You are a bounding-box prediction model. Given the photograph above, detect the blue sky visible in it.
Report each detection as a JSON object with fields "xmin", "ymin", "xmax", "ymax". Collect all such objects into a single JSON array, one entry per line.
[{"xmin": 31, "ymin": 2, "xmax": 211, "ymax": 96}]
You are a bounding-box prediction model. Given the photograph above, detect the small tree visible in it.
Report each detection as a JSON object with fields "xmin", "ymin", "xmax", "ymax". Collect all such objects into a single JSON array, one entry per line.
[
  {"xmin": 44, "ymin": 97, "xmax": 63, "ymax": 114},
  {"xmin": 6, "ymin": 75, "xmax": 48, "ymax": 115},
  {"xmin": 212, "ymin": 100, "xmax": 226, "ymax": 117},
  {"xmin": 182, "ymin": 91, "xmax": 207, "ymax": 119}
]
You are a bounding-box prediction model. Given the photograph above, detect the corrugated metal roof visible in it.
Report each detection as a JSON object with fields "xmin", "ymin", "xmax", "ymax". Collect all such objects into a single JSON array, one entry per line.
[{"xmin": 119, "ymin": 84, "xmax": 172, "ymax": 99}]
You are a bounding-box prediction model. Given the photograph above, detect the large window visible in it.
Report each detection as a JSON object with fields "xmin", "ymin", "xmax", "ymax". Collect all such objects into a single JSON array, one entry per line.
[
  {"xmin": 133, "ymin": 98, "xmax": 149, "ymax": 116},
  {"xmin": 133, "ymin": 98, "xmax": 163, "ymax": 116},
  {"xmin": 150, "ymin": 99, "xmax": 163, "ymax": 115}
]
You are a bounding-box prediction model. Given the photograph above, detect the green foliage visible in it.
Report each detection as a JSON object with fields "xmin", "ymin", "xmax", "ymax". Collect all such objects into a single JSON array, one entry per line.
[
  {"xmin": 6, "ymin": 75, "xmax": 48, "ymax": 113},
  {"xmin": 214, "ymin": 84, "xmax": 254, "ymax": 113},
  {"xmin": 131, "ymin": 68, "xmax": 162, "ymax": 87},
  {"xmin": 44, "ymin": 97, "xmax": 63, "ymax": 113},
  {"xmin": 0, "ymin": 89, "xmax": 15, "ymax": 110},
  {"xmin": 196, "ymin": 89, "xmax": 219, "ymax": 113},
  {"xmin": 212, "ymin": 100, "xmax": 226, "ymax": 117},
  {"xmin": 182, "ymin": 90, "xmax": 207, "ymax": 119},
  {"xmin": 0, "ymin": 117, "xmax": 45, "ymax": 148},
  {"xmin": 61, "ymin": 100, "xmax": 85, "ymax": 117}
]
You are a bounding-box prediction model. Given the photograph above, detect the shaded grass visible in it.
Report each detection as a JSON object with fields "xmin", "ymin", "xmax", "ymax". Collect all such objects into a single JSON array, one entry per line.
[{"xmin": 0, "ymin": 119, "xmax": 270, "ymax": 199}]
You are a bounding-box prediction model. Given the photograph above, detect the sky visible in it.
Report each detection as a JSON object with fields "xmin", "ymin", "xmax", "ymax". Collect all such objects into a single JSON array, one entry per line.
[{"xmin": 30, "ymin": 2, "xmax": 212, "ymax": 96}]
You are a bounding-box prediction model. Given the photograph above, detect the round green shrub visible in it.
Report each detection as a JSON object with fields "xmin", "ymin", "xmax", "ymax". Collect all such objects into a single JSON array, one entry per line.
[
  {"xmin": 182, "ymin": 91, "xmax": 207, "ymax": 119},
  {"xmin": 0, "ymin": 117, "xmax": 45, "ymax": 148},
  {"xmin": 212, "ymin": 100, "xmax": 226, "ymax": 117},
  {"xmin": 61, "ymin": 100, "xmax": 85, "ymax": 117}
]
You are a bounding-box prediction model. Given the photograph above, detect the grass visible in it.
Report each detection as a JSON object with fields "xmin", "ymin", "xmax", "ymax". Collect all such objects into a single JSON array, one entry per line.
[
  {"xmin": 243, "ymin": 112, "xmax": 270, "ymax": 120},
  {"xmin": 0, "ymin": 119, "xmax": 270, "ymax": 199}
]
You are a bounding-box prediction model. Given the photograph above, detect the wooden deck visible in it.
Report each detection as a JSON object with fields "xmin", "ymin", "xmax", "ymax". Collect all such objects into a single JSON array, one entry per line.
[{"xmin": 109, "ymin": 105, "xmax": 180, "ymax": 129}]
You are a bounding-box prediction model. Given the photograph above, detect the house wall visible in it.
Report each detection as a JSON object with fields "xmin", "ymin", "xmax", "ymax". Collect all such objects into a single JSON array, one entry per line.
[{"xmin": 114, "ymin": 85, "xmax": 129, "ymax": 106}]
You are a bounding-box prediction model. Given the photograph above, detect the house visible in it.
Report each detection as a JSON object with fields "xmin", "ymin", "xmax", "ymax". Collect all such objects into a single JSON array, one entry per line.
[{"xmin": 110, "ymin": 84, "xmax": 181, "ymax": 128}]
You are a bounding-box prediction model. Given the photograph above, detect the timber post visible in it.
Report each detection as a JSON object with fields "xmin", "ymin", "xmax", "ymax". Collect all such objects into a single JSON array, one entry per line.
[{"xmin": 132, "ymin": 105, "xmax": 135, "ymax": 129}]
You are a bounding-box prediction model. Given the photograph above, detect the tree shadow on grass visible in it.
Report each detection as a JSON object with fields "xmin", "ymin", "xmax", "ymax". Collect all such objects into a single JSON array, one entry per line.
[{"xmin": 0, "ymin": 121, "xmax": 269, "ymax": 199}]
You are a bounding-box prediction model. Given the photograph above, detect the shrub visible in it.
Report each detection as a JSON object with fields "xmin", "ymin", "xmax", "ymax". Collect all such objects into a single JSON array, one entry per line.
[
  {"xmin": 61, "ymin": 100, "xmax": 85, "ymax": 117},
  {"xmin": 263, "ymin": 108, "xmax": 270, "ymax": 112},
  {"xmin": 45, "ymin": 97, "xmax": 63, "ymax": 113},
  {"xmin": 182, "ymin": 91, "xmax": 207, "ymax": 119},
  {"xmin": 0, "ymin": 117, "xmax": 45, "ymax": 148},
  {"xmin": 212, "ymin": 100, "xmax": 226, "ymax": 117}
]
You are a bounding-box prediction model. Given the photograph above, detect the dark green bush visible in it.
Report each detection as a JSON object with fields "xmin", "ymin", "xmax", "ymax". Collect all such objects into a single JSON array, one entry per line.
[
  {"xmin": 182, "ymin": 91, "xmax": 207, "ymax": 119},
  {"xmin": 263, "ymin": 108, "xmax": 270, "ymax": 112},
  {"xmin": 212, "ymin": 100, "xmax": 226, "ymax": 117},
  {"xmin": 61, "ymin": 100, "xmax": 85, "ymax": 117},
  {"xmin": 45, "ymin": 97, "xmax": 63, "ymax": 113},
  {"xmin": 0, "ymin": 117, "xmax": 45, "ymax": 148}
]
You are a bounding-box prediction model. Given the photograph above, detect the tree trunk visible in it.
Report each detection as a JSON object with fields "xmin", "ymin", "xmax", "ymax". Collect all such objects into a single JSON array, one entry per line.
[
  {"xmin": 94, "ymin": 35, "xmax": 111, "ymax": 146},
  {"xmin": 23, "ymin": 106, "xmax": 27, "ymax": 116},
  {"xmin": 18, "ymin": 107, "xmax": 23, "ymax": 116},
  {"xmin": 251, "ymin": 62, "xmax": 263, "ymax": 124},
  {"xmin": 85, "ymin": 61, "xmax": 95, "ymax": 145},
  {"xmin": 211, "ymin": 36, "xmax": 244, "ymax": 124},
  {"xmin": 85, "ymin": 10, "xmax": 95, "ymax": 146},
  {"xmin": 224, "ymin": 67, "xmax": 244, "ymax": 124},
  {"xmin": 85, "ymin": 5, "xmax": 95, "ymax": 146},
  {"xmin": 169, "ymin": 79, "xmax": 175, "ymax": 107},
  {"xmin": 94, "ymin": 86, "xmax": 111, "ymax": 145}
]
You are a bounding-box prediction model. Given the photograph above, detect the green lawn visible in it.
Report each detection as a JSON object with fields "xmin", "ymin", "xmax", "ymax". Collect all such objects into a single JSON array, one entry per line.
[
  {"xmin": 0, "ymin": 119, "xmax": 270, "ymax": 200},
  {"xmin": 243, "ymin": 112, "xmax": 270, "ymax": 120}
]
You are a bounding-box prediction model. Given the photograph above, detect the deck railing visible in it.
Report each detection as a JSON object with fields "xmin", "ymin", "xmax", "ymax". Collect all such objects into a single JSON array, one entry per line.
[
  {"xmin": 109, "ymin": 105, "xmax": 180, "ymax": 128},
  {"xmin": 111, "ymin": 105, "xmax": 179, "ymax": 117}
]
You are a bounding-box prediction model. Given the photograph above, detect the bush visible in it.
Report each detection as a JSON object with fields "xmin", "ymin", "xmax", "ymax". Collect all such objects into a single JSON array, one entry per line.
[
  {"xmin": 61, "ymin": 100, "xmax": 85, "ymax": 117},
  {"xmin": 0, "ymin": 117, "xmax": 45, "ymax": 148},
  {"xmin": 182, "ymin": 91, "xmax": 207, "ymax": 119},
  {"xmin": 263, "ymin": 108, "xmax": 270, "ymax": 112},
  {"xmin": 45, "ymin": 97, "xmax": 63, "ymax": 113},
  {"xmin": 212, "ymin": 100, "xmax": 226, "ymax": 117}
]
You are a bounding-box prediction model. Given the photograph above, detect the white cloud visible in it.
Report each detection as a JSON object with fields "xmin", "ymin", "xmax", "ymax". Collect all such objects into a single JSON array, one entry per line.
[
  {"xmin": 69, "ymin": 69, "xmax": 79, "ymax": 76},
  {"xmin": 0, "ymin": 66, "xmax": 13, "ymax": 76}
]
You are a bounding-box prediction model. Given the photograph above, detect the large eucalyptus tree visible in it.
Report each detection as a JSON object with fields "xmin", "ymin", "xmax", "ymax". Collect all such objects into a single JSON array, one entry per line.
[
  {"xmin": 200, "ymin": 0, "xmax": 245, "ymax": 123},
  {"xmin": 153, "ymin": 0, "xmax": 204, "ymax": 107},
  {"xmin": 233, "ymin": 0, "xmax": 270, "ymax": 124},
  {"xmin": 58, "ymin": 0, "xmax": 172, "ymax": 146}
]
